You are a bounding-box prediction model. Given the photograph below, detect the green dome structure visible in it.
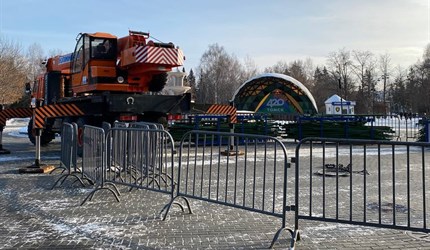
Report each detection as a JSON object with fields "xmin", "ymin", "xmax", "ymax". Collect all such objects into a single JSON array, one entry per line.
[{"xmin": 230, "ymin": 73, "xmax": 318, "ymax": 115}]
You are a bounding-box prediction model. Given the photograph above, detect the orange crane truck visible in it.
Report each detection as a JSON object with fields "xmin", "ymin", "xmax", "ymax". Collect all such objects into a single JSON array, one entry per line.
[{"xmin": 26, "ymin": 30, "xmax": 191, "ymax": 146}]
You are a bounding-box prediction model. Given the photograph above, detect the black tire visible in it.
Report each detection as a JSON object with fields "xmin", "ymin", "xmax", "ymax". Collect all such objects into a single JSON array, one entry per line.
[
  {"xmin": 148, "ymin": 73, "xmax": 167, "ymax": 92},
  {"xmin": 27, "ymin": 118, "xmax": 55, "ymax": 146}
]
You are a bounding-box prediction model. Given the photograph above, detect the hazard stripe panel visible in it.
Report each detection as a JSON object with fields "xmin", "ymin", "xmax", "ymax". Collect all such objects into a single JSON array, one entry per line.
[
  {"xmin": 135, "ymin": 46, "xmax": 184, "ymax": 66},
  {"xmin": 206, "ymin": 104, "xmax": 237, "ymax": 124},
  {"xmin": 0, "ymin": 108, "xmax": 33, "ymax": 127},
  {"xmin": 34, "ymin": 104, "xmax": 85, "ymax": 129}
]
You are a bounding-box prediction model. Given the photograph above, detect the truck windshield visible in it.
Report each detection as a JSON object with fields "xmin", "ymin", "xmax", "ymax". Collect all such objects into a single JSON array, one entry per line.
[
  {"xmin": 91, "ymin": 38, "xmax": 116, "ymax": 60},
  {"xmin": 71, "ymin": 35, "xmax": 84, "ymax": 73}
]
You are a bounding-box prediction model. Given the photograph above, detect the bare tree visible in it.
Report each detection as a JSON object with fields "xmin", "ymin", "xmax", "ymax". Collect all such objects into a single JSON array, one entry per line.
[
  {"xmin": 264, "ymin": 58, "xmax": 315, "ymax": 89},
  {"xmin": 240, "ymin": 56, "xmax": 259, "ymax": 82},
  {"xmin": 303, "ymin": 57, "xmax": 316, "ymax": 87},
  {"xmin": 264, "ymin": 60, "xmax": 289, "ymax": 75},
  {"xmin": 288, "ymin": 59, "xmax": 315, "ymax": 89},
  {"xmin": 351, "ymin": 50, "xmax": 376, "ymax": 93},
  {"xmin": 26, "ymin": 43, "xmax": 45, "ymax": 81},
  {"xmin": 0, "ymin": 37, "xmax": 27, "ymax": 105},
  {"xmin": 48, "ymin": 48, "xmax": 64, "ymax": 57},
  {"xmin": 196, "ymin": 44, "xmax": 244, "ymax": 104},
  {"xmin": 326, "ymin": 48, "xmax": 354, "ymax": 99},
  {"xmin": 379, "ymin": 53, "xmax": 391, "ymax": 107},
  {"xmin": 348, "ymin": 50, "xmax": 380, "ymax": 113},
  {"xmin": 423, "ymin": 43, "xmax": 430, "ymax": 61}
]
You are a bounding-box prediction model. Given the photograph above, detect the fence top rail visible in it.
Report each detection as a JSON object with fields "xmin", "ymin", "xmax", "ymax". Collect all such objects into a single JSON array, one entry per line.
[
  {"xmin": 180, "ymin": 129, "xmax": 289, "ymax": 151},
  {"xmin": 61, "ymin": 122, "xmax": 75, "ymax": 134},
  {"xmin": 105, "ymin": 126, "xmax": 175, "ymax": 146},
  {"xmin": 83, "ymin": 124, "xmax": 105, "ymax": 132},
  {"xmin": 62, "ymin": 122, "xmax": 73, "ymax": 127},
  {"xmin": 296, "ymin": 115, "xmax": 404, "ymax": 122},
  {"xmin": 107, "ymin": 127, "xmax": 167, "ymax": 133},
  {"xmin": 296, "ymin": 136, "xmax": 430, "ymax": 148}
]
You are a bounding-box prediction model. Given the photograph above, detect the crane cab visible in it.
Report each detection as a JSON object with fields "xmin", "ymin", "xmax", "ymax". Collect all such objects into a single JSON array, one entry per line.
[
  {"xmin": 70, "ymin": 32, "xmax": 118, "ymax": 95},
  {"xmin": 69, "ymin": 31, "xmax": 184, "ymax": 95}
]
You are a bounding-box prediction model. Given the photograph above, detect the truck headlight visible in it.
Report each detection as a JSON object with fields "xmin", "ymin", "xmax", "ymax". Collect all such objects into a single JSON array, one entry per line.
[{"xmin": 117, "ymin": 76, "xmax": 125, "ymax": 83}]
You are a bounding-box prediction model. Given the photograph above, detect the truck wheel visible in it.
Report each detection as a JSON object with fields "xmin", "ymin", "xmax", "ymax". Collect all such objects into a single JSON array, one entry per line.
[{"xmin": 27, "ymin": 119, "xmax": 55, "ymax": 146}]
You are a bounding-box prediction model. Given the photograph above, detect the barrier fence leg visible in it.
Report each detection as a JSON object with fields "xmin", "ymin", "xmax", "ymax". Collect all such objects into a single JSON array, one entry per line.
[
  {"xmin": 221, "ymin": 123, "xmax": 244, "ymax": 156},
  {"xmin": 0, "ymin": 126, "xmax": 11, "ymax": 154},
  {"xmin": 19, "ymin": 128, "xmax": 55, "ymax": 174}
]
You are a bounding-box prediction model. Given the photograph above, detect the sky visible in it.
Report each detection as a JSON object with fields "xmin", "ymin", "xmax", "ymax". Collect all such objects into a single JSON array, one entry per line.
[{"xmin": 0, "ymin": 0, "xmax": 428, "ymax": 72}]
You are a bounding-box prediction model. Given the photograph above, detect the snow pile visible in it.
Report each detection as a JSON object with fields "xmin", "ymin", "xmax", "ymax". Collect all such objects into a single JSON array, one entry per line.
[{"xmin": 5, "ymin": 118, "xmax": 30, "ymax": 128}]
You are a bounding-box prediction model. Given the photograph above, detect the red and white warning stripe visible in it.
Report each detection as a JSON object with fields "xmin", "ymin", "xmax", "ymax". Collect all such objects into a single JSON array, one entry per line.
[{"xmin": 135, "ymin": 46, "xmax": 184, "ymax": 66}]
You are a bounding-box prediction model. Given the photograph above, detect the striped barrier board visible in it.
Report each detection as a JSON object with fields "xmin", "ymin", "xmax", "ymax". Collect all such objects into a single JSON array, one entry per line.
[
  {"xmin": 0, "ymin": 108, "xmax": 33, "ymax": 127},
  {"xmin": 34, "ymin": 104, "xmax": 85, "ymax": 128},
  {"xmin": 206, "ymin": 104, "xmax": 237, "ymax": 124}
]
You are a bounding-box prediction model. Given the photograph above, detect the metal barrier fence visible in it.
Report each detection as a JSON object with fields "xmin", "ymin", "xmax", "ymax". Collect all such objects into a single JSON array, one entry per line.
[
  {"xmin": 401, "ymin": 116, "xmax": 425, "ymax": 141},
  {"xmin": 161, "ymin": 130, "xmax": 297, "ymax": 248},
  {"xmin": 365, "ymin": 115, "xmax": 424, "ymax": 141},
  {"xmin": 364, "ymin": 115, "xmax": 401, "ymax": 140},
  {"xmin": 80, "ymin": 125, "xmax": 120, "ymax": 205},
  {"xmin": 104, "ymin": 127, "xmax": 176, "ymax": 196},
  {"xmin": 129, "ymin": 121, "xmax": 164, "ymax": 130},
  {"xmin": 51, "ymin": 120, "xmax": 430, "ymax": 248},
  {"xmin": 55, "ymin": 122, "xmax": 77, "ymax": 173},
  {"xmin": 51, "ymin": 122, "xmax": 90, "ymax": 188},
  {"xmin": 79, "ymin": 123, "xmax": 175, "ymax": 205},
  {"xmin": 294, "ymin": 137, "xmax": 430, "ymax": 242},
  {"xmin": 295, "ymin": 115, "xmax": 426, "ymax": 142}
]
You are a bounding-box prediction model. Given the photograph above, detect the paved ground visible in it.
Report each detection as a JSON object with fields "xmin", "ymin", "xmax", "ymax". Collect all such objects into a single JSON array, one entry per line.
[{"xmin": 0, "ymin": 130, "xmax": 430, "ymax": 249}]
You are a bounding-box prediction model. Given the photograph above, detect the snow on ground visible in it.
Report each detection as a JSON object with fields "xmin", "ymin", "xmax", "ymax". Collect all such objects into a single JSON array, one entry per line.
[
  {"xmin": 3, "ymin": 118, "xmax": 60, "ymax": 139},
  {"xmin": 5, "ymin": 118, "xmax": 30, "ymax": 128},
  {"xmin": 3, "ymin": 118, "xmax": 30, "ymax": 137}
]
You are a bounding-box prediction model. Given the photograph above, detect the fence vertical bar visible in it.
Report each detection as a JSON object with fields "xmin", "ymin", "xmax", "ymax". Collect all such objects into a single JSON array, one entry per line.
[
  {"xmin": 392, "ymin": 144, "xmax": 397, "ymax": 226},
  {"xmin": 422, "ymin": 146, "xmax": 427, "ymax": 229},
  {"xmin": 407, "ymin": 144, "xmax": 411, "ymax": 227},
  {"xmin": 262, "ymin": 141, "xmax": 268, "ymax": 211},
  {"xmin": 363, "ymin": 144, "xmax": 367, "ymax": 222},
  {"xmin": 309, "ymin": 141, "xmax": 313, "ymax": 217},
  {"xmin": 349, "ymin": 143, "xmax": 353, "ymax": 221},
  {"xmin": 242, "ymin": 136, "xmax": 248, "ymax": 207},
  {"xmin": 336, "ymin": 142, "xmax": 339, "ymax": 220},
  {"xmin": 208, "ymin": 134, "xmax": 214, "ymax": 200},
  {"xmin": 322, "ymin": 141, "xmax": 326, "ymax": 218},
  {"xmin": 378, "ymin": 143, "xmax": 382, "ymax": 224},
  {"xmin": 216, "ymin": 134, "xmax": 221, "ymax": 201},
  {"xmin": 234, "ymin": 136, "xmax": 239, "ymax": 205},
  {"xmin": 200, "ymin": 134, "xmax": 206, "ymax": 197}
]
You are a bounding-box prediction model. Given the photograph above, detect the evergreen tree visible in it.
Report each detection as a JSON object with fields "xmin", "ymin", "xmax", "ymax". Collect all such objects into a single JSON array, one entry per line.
[
  {"xmin": 188, "ymin": 69, "xmax": 197, "ymax": 101},
  {"xmin": 311, "ymin": 66, "xmax": 338, "ymax": 112}
]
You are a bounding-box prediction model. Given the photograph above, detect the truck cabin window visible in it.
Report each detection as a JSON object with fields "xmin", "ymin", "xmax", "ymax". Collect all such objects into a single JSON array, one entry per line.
[{"xmin": 91, "ymin": 38, "xmax": 115, "ymax": 60}]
